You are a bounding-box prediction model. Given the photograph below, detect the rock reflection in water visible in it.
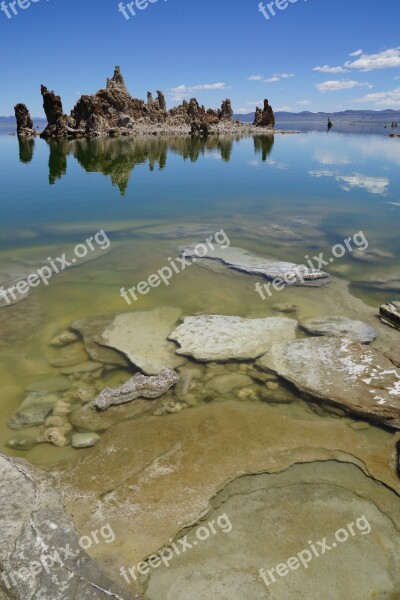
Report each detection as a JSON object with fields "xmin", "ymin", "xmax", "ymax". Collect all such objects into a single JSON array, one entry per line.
[
  {"xmin": 18, "ymin": 137, "xmax": 35, "ymax": 164},
  {"xmin": 18, "ymin": 135, "xmax": 274, "ymax": 195}
]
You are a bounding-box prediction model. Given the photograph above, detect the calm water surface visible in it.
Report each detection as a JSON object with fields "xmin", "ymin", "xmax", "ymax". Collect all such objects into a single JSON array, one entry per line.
[{"xmin": 0, "ymin": 131, "xmax": 399, "ymax": 464}]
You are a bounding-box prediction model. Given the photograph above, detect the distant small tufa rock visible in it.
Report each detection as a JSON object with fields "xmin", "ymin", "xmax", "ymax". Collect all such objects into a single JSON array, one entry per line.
[
  {"xmin": 253, "ymin": 99, "xmax": 275, "ymax": 128},
  {"xmin": 14, "ymin": 103, "xmax": 37, "ymax": 137}
]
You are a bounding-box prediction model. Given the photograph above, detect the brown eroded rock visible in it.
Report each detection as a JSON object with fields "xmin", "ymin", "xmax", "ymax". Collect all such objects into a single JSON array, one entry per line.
[
  {"xmin": 253, "ymin": 99, "xmax": 275, "ymax": 128},
  {"xmin": 14, "ymin": 103, "xmax": 37, "ymax": 137},
  {"xmin": 93, "ymin": 368, "xmax": 179, "ymax": 410}
]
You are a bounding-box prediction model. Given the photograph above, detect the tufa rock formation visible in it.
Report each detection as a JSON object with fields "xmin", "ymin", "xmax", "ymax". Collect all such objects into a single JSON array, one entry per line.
[
  {"xmin": 253, "ymin": 99, "xmax": 275, "ymax": 128},
  {"xmin": 16, "ymin": 66, "xmax": 275, "ymax": 139},
  {"xmin": 14, "ymin": 103, "xmax": 37, "ymax": 137}
]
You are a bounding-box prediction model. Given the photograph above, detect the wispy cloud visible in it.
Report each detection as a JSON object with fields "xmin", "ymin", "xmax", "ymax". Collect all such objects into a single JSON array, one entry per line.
[
  {"xmin": 313, "ymin": 65, "xmax": 349, "ymax": 74},
  {"xmin": 353, "ymin": 87, "xmax": 400, "ymax": 107},
  {"xmin": 309, "ymin": 169, "xmax": 389, "ymax": 196},
  {"xmin": 298, "ymin": 100, "xmax": 310, "ymax": 105},
  {"xmin": 170, "ymin": 82, "xmax": 228, "ymax": 101},
  {"xmin": 248, "ymin": 75, "xmax": 263, "ymax": 81},
  {"xmin": 263, "ymin": 73, "xmax": 295, "ymax": 83},
  {"xmin": 316, "ymin": 79, "xmax": 372, "ymax": 92},
  {"xmin": 345, "ymin": 47, "xmax": 400, "ymax": 71},
  {"xmin": 337, "ymin": 173, "xmax": 389, "ymax": 195},
  {"xmin": 349, "ymin": 49, "xmax": 363, "ymax": 57}
]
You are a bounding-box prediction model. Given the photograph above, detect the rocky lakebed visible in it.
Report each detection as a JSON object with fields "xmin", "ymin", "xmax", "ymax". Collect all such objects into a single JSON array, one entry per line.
[{"xmin": 1, "ymin": 240, "xmax": 400, "ymax": 600}]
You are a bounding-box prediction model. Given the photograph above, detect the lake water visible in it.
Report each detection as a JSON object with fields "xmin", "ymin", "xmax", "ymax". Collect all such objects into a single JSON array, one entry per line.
[{"xmin": 1, "ymin": 130, "xmax": 399, "ymax": 597}]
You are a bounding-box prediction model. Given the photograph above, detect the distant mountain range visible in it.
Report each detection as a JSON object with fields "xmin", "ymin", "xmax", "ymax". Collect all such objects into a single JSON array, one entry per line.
[
  {"xmin": 0, "ymin": 116, "xmax": 46, "ymax": 132},
  {"xmin": 235, "ymin": 109, "xmax": 400, "ymax": 123}
]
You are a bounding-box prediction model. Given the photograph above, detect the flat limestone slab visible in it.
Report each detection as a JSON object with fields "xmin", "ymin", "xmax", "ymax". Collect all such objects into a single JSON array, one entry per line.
[
  {"xmin": 169, "ymin": 315, "xmax": 297, "ymax": 361},
  {"xmin": 0, "ymin": 453, "xmax": 137, "ymax": 600},
  {"xmin": 145, "ymin": 462, "xmax": 400, "ymax": 600},
  {"xmin": 96, "ymin": 307, "xmax": 186, "ymax": 375},
  {"xmin": 182, "ymin": 245, "xmax": 329, "ymax": 286},
  {"xmin": 58, "ymin": 401, "xmax": 400, "ymax": 584},
  {"xmin": 257, "ymin": 337, "xmax": 400, "ymax": 429},
  {"xmin": 300, "ymin": 315, "xmax": 377, "ymax": 343}
]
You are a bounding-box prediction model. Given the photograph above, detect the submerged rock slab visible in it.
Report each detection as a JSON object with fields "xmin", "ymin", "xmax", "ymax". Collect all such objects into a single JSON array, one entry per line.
[
  {"xmin": 96, "ymin": 307, "xmax": 186, "ymax": 375},
  {"xmin": 257, "ymin": 337, "xmax": 400, "ymax": 429},
  {"xmin": 182, "ymin": 245, "xmax": 329, "ymax": 286},
  {"xmin": 93, "ymin": 368, "xmax": 179, "ymax": 411},
  {"xmin": 8, "ymin": 392, "xmax": 60, "ymax": 430},
  {"xmin": 0, "ymin": 453, "xmax": 136, "ymax": 600},
  {"xmin": 300, "ymin": 315, "xmax": 377, "ymax": 343},
  {"xmin": 71, "ymin": 313, "xmax": 130, "ymax": 367},
  {"xmin": 169, "ymin": 315, "xmax": 297, "ymax": 361},
  {"xmin": 145, "ymin": 462, "xmax": 400, "ymax": 600},
  {"xmin": 59, "ymin": 401, "xmax": 400, "ymax": 582}
]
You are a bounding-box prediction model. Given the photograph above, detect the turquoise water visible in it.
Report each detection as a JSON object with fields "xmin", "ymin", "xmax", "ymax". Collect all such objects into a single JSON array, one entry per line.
[{"xmin": 0, "ymin": 131, "xmax": 399, "ymax": 463}]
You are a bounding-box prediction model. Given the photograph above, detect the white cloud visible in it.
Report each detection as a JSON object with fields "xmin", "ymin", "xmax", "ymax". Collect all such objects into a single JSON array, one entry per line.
[
  {"xmin": 337, "ymin": 174, "xmax": 389, "ymax": 195},
  {"xmin": 248, "ymin": 75, "xmax": 263, "ymax": 81},
  {"xmin": 313, "ymin": 65, "xmax": 349, "ymax": 74},
  {"xmin": 349, "ymin": 49, "xmax": 363, "ymax": 57},
  {"xmin": 263, "ymin": 73, "xmax": 294, "ymax": 83},
  {"xmin": 171, "ymin": 83, "xmax": 227, "ymax": 93},
  {"xmin": 298, "ymin": 100, "xmax": 310, "ymax": 105},
  {"xmin": 345, "ymin": 47, "xmax": 400, "ymax": 71},
  {"xmin": 275, "ymin": 105, "xmax": 292, "ymax": 112},
  {"xmin": 394, "ymin": 75, "xmax": 400, "ymax": 80},
  {"xmin": 353, "ymin": 87, "xmax": 400, "ymax": 107},
  {"xmin": 316, "ymin": 79, "xmax": 372, "ymax": 92},
  {"xmin": 308, "ymin": 169, "xmax": 336, "ymax": 178},
  {"xmin": 314, "ymin": 151, "xmax": 351, "ymax": 165},
  {"xmin": 170, "ymin": 82, "xmax": 228, "ymax": 101},
  {"xmin": 309, "ymin": 169, "xmax": 390, "ymax": 195}
]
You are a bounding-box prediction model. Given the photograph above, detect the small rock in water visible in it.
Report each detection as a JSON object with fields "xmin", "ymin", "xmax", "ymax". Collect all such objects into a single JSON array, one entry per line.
[
  {"xmin": 236, "ymin": 387, "xmax": 259, "ymax": 401},
  {"xmin": 379, "ymin": 302, "xmax": 400, "ymax": 330},
  {"xmin": 25, "ymin": 378, "xmax": 71, "ymax": 393},
  {"xmin": 8, "ymin": 392, "xmax": 60, "ymax": 430},
  {"xmin": 93, "ymin": 368, "xmax": 179, "ymax": 411},
  {"xmin": 300, "ymin": 316, "xmax": 377, "ymax": 344},
  {"xmin": 52, "ymin": 400, "xmax": 73, "ymax": 416},
  {"xmin": 44, "ymin": 415, "xmax": 69, "ymax": 428},
  {"xmin": 72, "ymin": 433, "xmax": 100, "ymax": 448},
  {"xmin": 6, "ymin": 435, "xmax": 38, "ymax": 450},
  {"xmin": 48, "ymin": 330, "xmax": 80, "ymax": 347},
  {"xmin": 48, "ymin": 345, "xmax": 89, "ymax": 368},
  {"xmin": 266, "ymin": 381, "xmax": 279, "ymax": 391},
  {"xmin": 37, "ymin": 426, "xmax": 71, "ymax": 447},
  {"xmin": 272, "ymin": 303, "xmax": 298, "ymax": 314},
  {"xmin": 207, "ymin": 374, "xmax": 253, "ymax": 395}
]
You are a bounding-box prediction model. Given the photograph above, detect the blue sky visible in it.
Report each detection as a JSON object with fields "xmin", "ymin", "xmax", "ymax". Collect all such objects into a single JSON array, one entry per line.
[{"xmin": 0, "ymin": 0, "xmax": 399, "ymax": 116}]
